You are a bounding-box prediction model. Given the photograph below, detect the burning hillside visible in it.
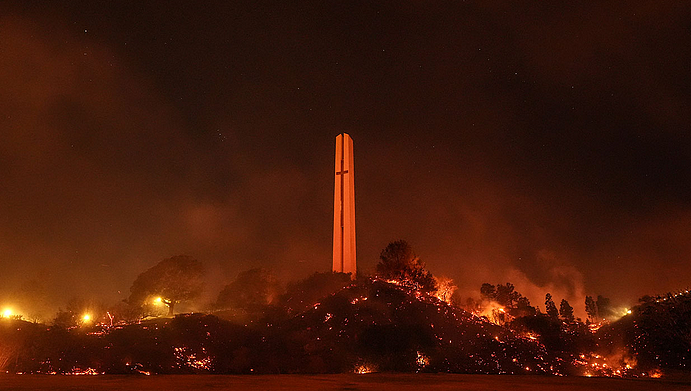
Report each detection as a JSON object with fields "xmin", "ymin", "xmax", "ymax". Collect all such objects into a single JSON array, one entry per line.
[
  {"xmin": 0, "ymin": 278, "xmax": 561, "ymax": 375},
  {"xmin": 272, "ymin": 278, "xmax": 563, "ymax": 374},
  {"xmin": 600, "ymin": 289, "xmax": 691, "ymax": 373},
  {"xmin": 0, "ymin": 276, "xmax": 689, "ymax": 378}
]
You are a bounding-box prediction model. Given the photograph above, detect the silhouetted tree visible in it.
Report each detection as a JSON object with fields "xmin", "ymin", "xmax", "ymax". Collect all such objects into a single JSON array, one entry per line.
[
  {"xmin": 496, "ymin": 283, "xmax": 523, "ymax": 308},
  {"xmin": 128, "ymin": 255, "xmax": 204, "ymax": 316},
  {"xmin": 512, "ymin": 296, "xmax": 537, "ymax": 318},
  {"xmin": 107, "ymin": 300, "xmax": 143, "ymax": 324},
  {"xmin": 545, "ymin": 293, "xmax": 559, "ymax": 319},
  {"xmin": 596, "ymin": 295, "xmax": 613, "ymax": 320},
  {"xmin": 450, "ymin": 289, "xmax": 464, "ymax": 308},
  {"xmin": 638, "ymin": 295, "xmax": 654, "ymax": 304},
  {"xmin": 559, "ymin": 299, "xmax": 575, "ymax": 323},
  {"xmin": 463, "ymin": 297, "xmax": 481, "ymax": 313},
  {"xmin": 375, "ymin": 240, "xmax": 436, "ymax": 293},
  {"xmin": 480, "ymin": 283, "xmax": 496, "ymax": 302},
  {"xmin": 585, "ymin": 296, "xmax": 597, "ymax": 322},
  {"xmin": 52, "ymin": 309, "xmax": 78, "ymax": 329},
  {"xmin": 216, "ymin": 268, "xmax": 281, "ymax": 312},
  {"xmin": 479, "ymin": 282, "xmax": 535, "ymax": 318},
  {"xmin": 52, "ymin": 298, "xmax": 105, "ymax": 328}
]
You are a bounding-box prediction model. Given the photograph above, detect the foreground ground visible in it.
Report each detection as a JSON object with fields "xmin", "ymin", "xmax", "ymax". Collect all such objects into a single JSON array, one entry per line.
[{"xmin": 0, "ymin": 374, "xmax": 690, "ymax": 391}]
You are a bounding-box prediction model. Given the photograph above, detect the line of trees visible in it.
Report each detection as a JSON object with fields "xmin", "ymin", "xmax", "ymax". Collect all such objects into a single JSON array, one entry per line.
[
  {"xmin": 116, "ymin": 240, "xmax": 451, "ymax": 323},
  {"xmin": 47, "ymin": 240, "xmax": 616, "ymax": 328}
]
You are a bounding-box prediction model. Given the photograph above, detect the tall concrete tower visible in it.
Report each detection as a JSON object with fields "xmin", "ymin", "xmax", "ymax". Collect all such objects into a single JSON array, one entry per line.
[{"xmin": 333, "ymin": 133, "xmax": 356, "ymax": 278}]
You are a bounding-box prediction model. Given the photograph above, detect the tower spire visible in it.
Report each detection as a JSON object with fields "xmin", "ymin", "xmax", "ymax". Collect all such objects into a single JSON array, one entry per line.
[{"xmin": 333, "ymin": 133, "xmax": 356, "ymax": 278}]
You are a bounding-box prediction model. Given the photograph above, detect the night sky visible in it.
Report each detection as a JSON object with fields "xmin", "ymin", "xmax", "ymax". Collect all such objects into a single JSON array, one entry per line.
[{"xmin": 1, "ymin": 1, "xmax": 690, "ymax": 317}]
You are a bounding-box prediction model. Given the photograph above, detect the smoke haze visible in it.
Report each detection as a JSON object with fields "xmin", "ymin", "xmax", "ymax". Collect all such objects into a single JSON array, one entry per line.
[{"xmin": 1, "ymin": 1, "xmax": 690, "ymax": 319}]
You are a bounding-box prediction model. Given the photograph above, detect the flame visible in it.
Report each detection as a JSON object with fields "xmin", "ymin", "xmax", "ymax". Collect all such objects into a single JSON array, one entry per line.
[
  {"xmin": 433, "ymin": 276, "xmax": 457, "ymax": 304},
  {"xmin": 354, "ymin": 363, "xmax": 377, "ymax": 374},
  {"xmin": 67, "ymin": 367, "xmax": 102, "ymax": 375},
  {"xmin": 648, "ymin": 369, "xmax": 663, "ymax": 378},
  {"xmin": 573, "ymin": 351, "xmax": 642, "ymax": 378},
  {"xmin": 173, "ymin": 346, "xmax": 213, "ymax": 371},
  {"xmin": 475, "ymin": 302, "xmax": 510, "ymax": 325},
  {"xmin": 416, "ymin": 351, "xmax": 429, "ymax": 368}
]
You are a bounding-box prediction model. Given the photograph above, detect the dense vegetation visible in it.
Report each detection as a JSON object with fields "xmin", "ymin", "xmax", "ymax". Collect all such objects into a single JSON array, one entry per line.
[
  {"xmin": 0, "ymin": 276, "xmax": 689, "ymax": 376},
  {"xmin": 0, "ymin": 242, "xmax": 688, "ymax": 376}
]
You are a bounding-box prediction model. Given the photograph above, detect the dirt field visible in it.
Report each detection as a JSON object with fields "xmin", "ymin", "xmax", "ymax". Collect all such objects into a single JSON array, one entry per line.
[{"xmin": 1, "ymin": 374, "xmax": 690, "ymax": 391}]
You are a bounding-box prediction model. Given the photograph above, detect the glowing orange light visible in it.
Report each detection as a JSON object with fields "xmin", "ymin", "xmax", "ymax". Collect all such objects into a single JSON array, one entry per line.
[
  {"xmin": 354, "ymin": 363, "xmax": 376, "ymax": 374},
  {"xmin": 416, "ymin": 351, "xmax": 429, "ymax": 367},
  {"xmin": 649, "ymin": 369, "xmax": 663, "ymax": 378}
]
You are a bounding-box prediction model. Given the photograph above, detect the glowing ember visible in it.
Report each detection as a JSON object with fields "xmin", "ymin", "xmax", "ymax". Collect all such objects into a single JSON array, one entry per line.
[
  {"xmin": 67, "ymin": 367, "xmax": 102, "ymax": 375},
  {"xmin": 416, "ymin": 351, "xmax": 429, "ymax": 368},
  {"xmin": 571, "ymin": 351, "xmax": 646, "ymax": 378},
  {"xmin": 523, "ymin": 332, "xmax": 538, "ymax": 341},
  {"xmin": 354, "ymin": 363, "xmax": 377, "ymax": 374},
  {"xmin": 587, "ymin": 322, "xmax": 605, "ymax": 333},
  {"xmin": 173, "ymin": 346, "xmax": 213, "ymax": 371},
  {"xmin": 649, "ymin": 369, "xmax": 663, "ymax": 378}
]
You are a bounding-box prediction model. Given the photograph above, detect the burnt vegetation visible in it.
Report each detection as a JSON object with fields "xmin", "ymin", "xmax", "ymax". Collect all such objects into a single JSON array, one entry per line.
[{"xmin": 0, "ymin": 242, "xmax": 689, "ymax": 377}]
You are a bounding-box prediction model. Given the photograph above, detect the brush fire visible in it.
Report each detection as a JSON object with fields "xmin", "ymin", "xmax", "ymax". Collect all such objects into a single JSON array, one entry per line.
[{"xmin": 0, "ymin": 270, "xmax": 686, "ymax": 379}]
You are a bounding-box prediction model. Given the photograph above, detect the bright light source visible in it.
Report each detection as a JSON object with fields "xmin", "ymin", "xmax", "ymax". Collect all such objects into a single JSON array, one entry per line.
[
  {"xmin": 2, "ymin": 309, "xmax": 11, "ymax": 318},
  {"xmin": 82, "ymin": 314, "xmax": 92, "ymax": 323},
  {"xmin": 154, "ymin": 297, "xmax": 163, "ymax": 304},
  {"xmin": 626, "ymin": 309, "xmax": 632, "ymax": 315}
]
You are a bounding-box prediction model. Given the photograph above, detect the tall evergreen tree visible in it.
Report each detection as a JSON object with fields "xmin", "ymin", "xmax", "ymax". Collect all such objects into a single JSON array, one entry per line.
[
  {"xmin": 585, "ymin": 296, "xmax": 597, "ymax": 321},
  {"xmin": 545, "ymin": 293, "xmax": 559, "ymax": 319},
  {"xmin": 376, "ymin": 240, "xmax": 437, "ymax": 293},
  {"xmin": 559, "ymin": 299, "xmax": 575, "ymax": 323}
]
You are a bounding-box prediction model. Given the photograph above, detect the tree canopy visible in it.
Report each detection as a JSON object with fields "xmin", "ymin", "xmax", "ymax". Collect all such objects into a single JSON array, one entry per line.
[
  {"xmin": 128, "ymin": 255, "xmax": 204, "ymax": 316},
  {"xmin": 479, "ymin": 282, "xmax": 535, "ymax": 318},
  {"xmin": 559, "ymin": 299, "xmax": 575, "ymax": 323},
  {"xmin": 585, "ymin": 295, "xmax": 597, "ymax": 322},
  {"xmin": 375, "ymin": 240, "xmax": 436, "ymax": 293},
  {"xmin": 216, "ymin": 268, "xmax": 281, "ymax": 313},
  {"xmin": 545, "ymin": 293, "xmax": 559, "ymax": 319}
]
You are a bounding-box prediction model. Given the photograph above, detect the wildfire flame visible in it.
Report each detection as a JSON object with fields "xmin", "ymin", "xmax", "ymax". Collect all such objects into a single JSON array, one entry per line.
[
  {"xmin": 416, "ymin": 351, "xmax": 429, "ymax": 369},
  {"xmin": 475, "ymin": 302, "xmax": 510, "ymax": 326},
  {"xmin": 354, "ymin": 363, "xmax": 377, "ymax": 374},
  {"xmin": 648, "ymin": 369, "xmax": 663, "ymax": 378}
]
